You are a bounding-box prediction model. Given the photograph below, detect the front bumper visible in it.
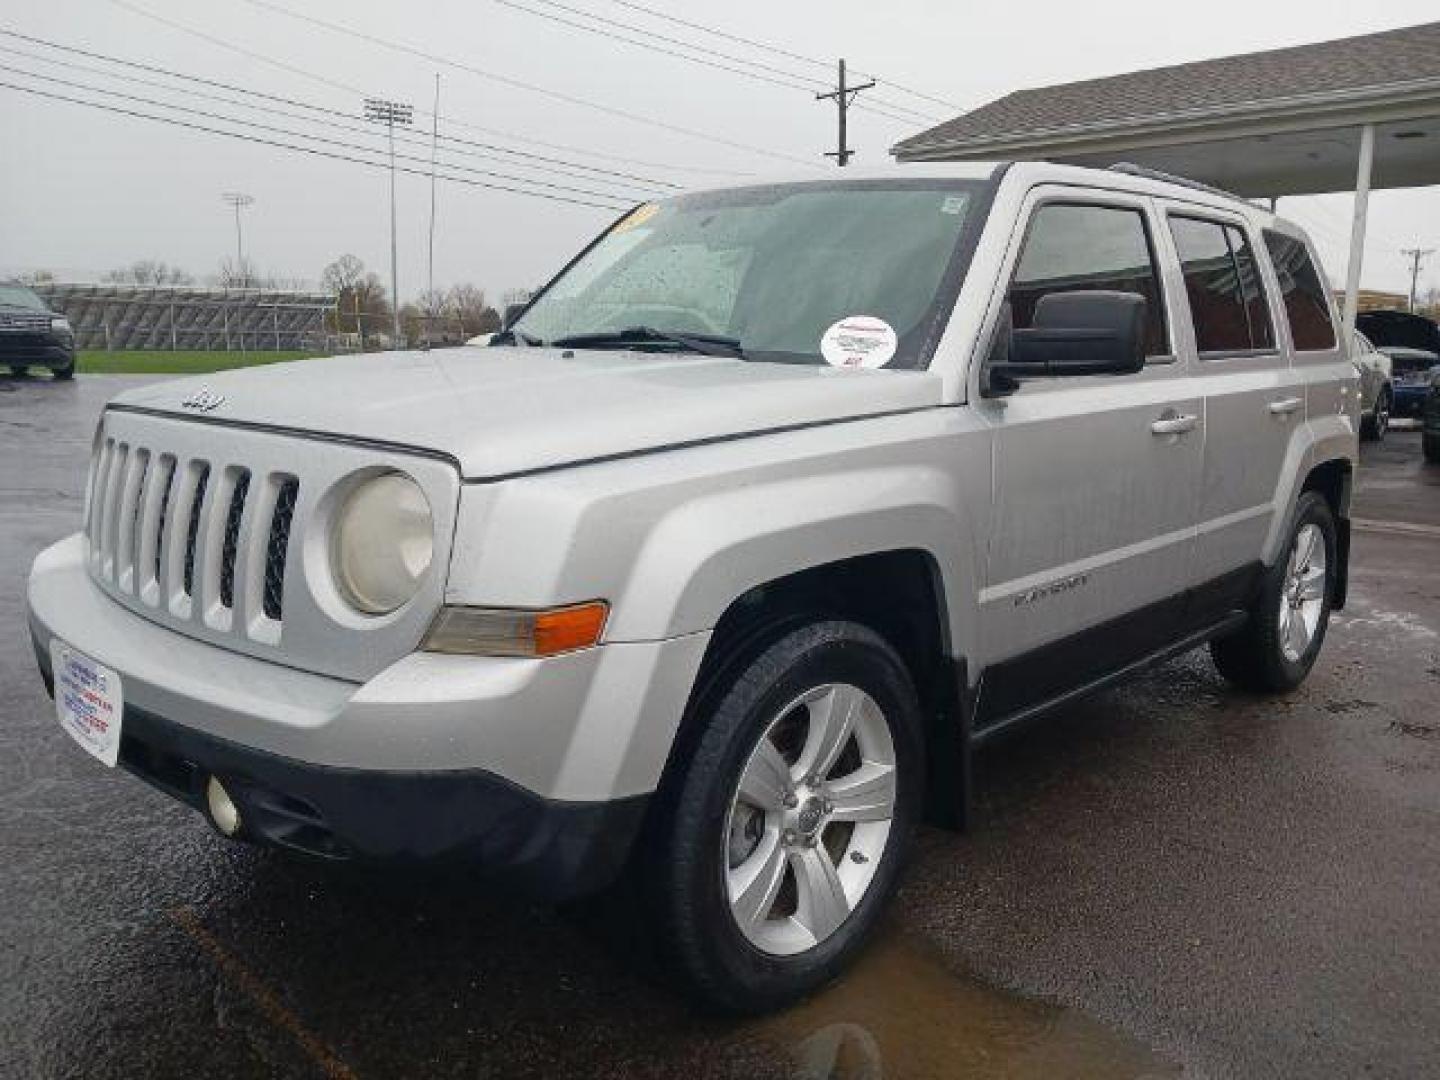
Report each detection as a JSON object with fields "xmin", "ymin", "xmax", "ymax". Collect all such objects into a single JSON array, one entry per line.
[
  {"xmin": 28, "ymin": 535, "xmax": 710, "ymax": 897},
  {"xmin": 0, "ymin": 330, "xmax": 74, "ymax": 369}
]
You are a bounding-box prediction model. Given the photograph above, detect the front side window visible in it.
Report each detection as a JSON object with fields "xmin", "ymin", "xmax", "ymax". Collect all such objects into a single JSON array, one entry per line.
[
  {"xmin": 1262, "ymin": 230, "xmax": 1337, "ymax": 351},
  {"xmin": 1169, "ymin": 216, "xmax": 1278, "ymax": 355},
  {"xmin": 513, "ymin": 180, "xmax": 987, "ymax": 368},
  {"xmin": 1007, "ymin": 202, "xmax": 1169, "ymax": 358}
]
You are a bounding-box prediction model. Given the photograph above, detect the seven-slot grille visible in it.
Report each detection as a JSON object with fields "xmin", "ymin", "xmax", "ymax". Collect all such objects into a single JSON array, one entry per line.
[{"xmin": 84, "ymin": 436, "xmax": 299, "ymax": 636}]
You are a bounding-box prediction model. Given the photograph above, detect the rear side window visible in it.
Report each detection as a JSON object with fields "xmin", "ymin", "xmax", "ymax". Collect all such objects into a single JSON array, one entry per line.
[
  {"xmin": 1009, "ymin": 202, "xmax": 1169, "ymax": 358},
  {"xmin": 1262, "ymin": 230, "xmax": 1337, "ymax": 351},
  {"xmin": 1168, "ymin": 216, "xmax": 1275, "ymax": 355}
]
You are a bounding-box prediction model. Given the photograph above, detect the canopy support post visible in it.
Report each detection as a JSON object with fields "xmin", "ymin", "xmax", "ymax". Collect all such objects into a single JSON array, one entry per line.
[{"xmin": 1342, "ymin": 123, "xmax": 1375, "ymax": 333}]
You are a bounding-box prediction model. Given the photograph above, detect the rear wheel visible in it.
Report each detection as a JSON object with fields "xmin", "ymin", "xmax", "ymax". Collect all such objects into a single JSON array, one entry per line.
[
  {"xmin": 1211, "ymin": 491, "xmax": 1336, "ymax": 692},
  {"xmin": 644, "ymin": 620, "xmax": 923, "ymax": 1013},
  {"xmin": 1361, "ymin": 389, "xmax": 1390, "ymax": 441},
  {"xmin": 1424, "ymin": 433, "xmax": 1440, "ymax": 465},
  {"xmin": 8, "ymin": 365, "xmax": 26, "ymax": 377}
]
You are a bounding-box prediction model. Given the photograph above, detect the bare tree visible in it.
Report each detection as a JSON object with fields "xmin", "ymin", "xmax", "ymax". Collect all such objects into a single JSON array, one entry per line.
[
  {"xmin": 447, "ymin": 283, "xmax": 501, "ymax": 339},
  {"xmin": 216, "ymin": 255, "xmax": 261, "ymax": 289},
  {"xmin": 322, "ymin": 255, "xmax": 390, "ymax": 348},
  {"xmin": 103, "ymin": 259, "xmax": 194, "ymax": 286}
]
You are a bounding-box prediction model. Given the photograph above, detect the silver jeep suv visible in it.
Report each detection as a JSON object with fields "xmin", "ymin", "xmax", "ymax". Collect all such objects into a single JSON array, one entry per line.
[{"xmin": 27, "ymin": 162, "xmax": 1357, "ymax": 1011}]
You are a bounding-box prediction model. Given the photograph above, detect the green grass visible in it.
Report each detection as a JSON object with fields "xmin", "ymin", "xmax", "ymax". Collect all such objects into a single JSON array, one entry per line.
[{"xmin": 76, "ymin": 350, "xmax": 319, "ymax": 375}]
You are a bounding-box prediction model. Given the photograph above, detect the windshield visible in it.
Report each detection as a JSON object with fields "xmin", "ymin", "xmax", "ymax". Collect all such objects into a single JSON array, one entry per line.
[
  {"xmin": 0, "ymin": 285, "xmax": 46, "ymax": 311},
  {"xmin": 512, "ymin": 179, "xmax": 987, "ymax": 368}
]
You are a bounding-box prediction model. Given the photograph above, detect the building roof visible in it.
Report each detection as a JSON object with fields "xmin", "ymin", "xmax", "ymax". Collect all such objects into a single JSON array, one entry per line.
[{"xmin": 895, "ymin": 22, "xmax": 1440, "ymax": 158}]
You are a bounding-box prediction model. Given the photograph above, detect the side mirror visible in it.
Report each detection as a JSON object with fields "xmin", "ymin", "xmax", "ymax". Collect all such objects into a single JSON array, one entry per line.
[
  {"xmin": 502, "ymin": 302, "xmax": 528, "ymax": 330},
  {"xmin": 985, "ymin": 290, "xmax": 1147, "ymax": 396}
]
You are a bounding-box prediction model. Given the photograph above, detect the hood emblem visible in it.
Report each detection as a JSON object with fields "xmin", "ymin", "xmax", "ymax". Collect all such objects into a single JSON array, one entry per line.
[{"xmin": 180, "ymin": 388, "xmax": 226, "ymax": 413}]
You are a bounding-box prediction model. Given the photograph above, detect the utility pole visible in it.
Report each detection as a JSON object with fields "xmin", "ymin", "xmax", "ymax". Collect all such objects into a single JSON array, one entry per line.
[
  {"xmin": 815, "ymin": 59, "xmax": 875, "ymax": 167},
  {"xmin": 427, "ymin": 74, "xmax": 440, "ymax": 347},
  {"xmin": 1402, "ymin": 247, "xmax": 1434, "ymax": 312},
  {"xmin": 364, "ymin": 97, "xmax": 414, "ymax": 345},
  {"xmin": 220, "ymin": 192, "xmax": 254, "ymax": 286}
]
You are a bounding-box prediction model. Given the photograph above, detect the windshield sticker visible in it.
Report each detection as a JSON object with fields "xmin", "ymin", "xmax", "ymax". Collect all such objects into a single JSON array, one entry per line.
[
  {"xmin": 821, "ymin": 317, "xmax": 898, "ymax": 369},
  {"xmin": 940, "ymin": 194, "xmax": 968, "ymax": 215},
  {"xmin": 613, "ymin": 202, "xmax": 661, "ymax": 234}
]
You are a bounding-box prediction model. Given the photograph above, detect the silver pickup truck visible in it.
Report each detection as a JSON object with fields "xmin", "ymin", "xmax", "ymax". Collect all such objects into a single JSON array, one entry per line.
[{"xmin": 27, "ymin": 162, "xmax": 1357, "ymax": 1011}]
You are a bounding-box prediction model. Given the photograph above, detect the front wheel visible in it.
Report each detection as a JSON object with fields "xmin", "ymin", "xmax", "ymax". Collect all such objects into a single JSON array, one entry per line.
[
  {"xmin": 1211, "ymin": 491, "xmax": 1337, "ymax": 692},
  {"xmin": 1425, "ymin": 433, "xmax": 1440, "ymax": 465},
  {"xmin": 644, "ymin": 620, "xmax": 923, "ymax": 1013}
]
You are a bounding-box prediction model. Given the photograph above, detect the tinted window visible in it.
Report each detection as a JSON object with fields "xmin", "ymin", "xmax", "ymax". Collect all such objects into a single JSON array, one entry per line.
[
  {"xmin": 1263, "ymin": 230, "xmax": 1337, "ymax": 351},
  {"xmin": 1226, "ymin": 225, "xmax": 1274, "ymax": 350},
  {"xmin": 1169, "ymin": 216, "xmax": 1266, "ymax": 354},
  {"xmin": 1009, "ymin": 203, "xmax": 1168, "ymax": 357}
]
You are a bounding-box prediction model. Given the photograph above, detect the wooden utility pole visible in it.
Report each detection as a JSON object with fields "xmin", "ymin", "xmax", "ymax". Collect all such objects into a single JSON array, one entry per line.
[
  {"xmin": 1402, "ymin": 247, "xmax": 1434, "ymax": 312},
  {"xmin": 816, "ymin": 59, "xmax": 875, "ymax": 167}
]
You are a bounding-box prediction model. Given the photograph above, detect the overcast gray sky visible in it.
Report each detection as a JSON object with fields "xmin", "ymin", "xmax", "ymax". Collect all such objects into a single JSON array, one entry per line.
[{"xmin": 2, "ymin": 0, "xmax": 1437, "ymax": 303}]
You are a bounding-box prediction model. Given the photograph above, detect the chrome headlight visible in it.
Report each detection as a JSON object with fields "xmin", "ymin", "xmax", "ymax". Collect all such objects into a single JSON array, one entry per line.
[{"xmin": 331, "ymin": 471, "xmax": 434, "ymax": 614}]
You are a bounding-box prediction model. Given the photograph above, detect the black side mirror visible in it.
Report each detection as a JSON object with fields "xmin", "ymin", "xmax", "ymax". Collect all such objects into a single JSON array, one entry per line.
[
  {"xmin": 502, "ymin": 302, "xmax": 528, "ymax": 330},
  {"xmin": 985, "ymin": 290, "xmax": 1147, "ymax": 396}
]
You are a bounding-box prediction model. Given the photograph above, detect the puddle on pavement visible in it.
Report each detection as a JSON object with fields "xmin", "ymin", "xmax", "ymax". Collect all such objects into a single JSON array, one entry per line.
[{"xmin": 756, "ymin": 934, "xmax": 1179, "ymax": 1080}]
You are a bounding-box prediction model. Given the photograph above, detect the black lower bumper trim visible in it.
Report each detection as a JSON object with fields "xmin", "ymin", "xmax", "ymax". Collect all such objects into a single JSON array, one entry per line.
[{"xmin": 34, "ymin": 624, "xmax": 647, "ymax": 899}]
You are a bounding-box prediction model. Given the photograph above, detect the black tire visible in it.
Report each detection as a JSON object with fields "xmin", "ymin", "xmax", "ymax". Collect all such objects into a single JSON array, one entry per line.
[
  {"xmin": 1424, "ymin": 433, "xmax": 1440, "ymax": 465},
  {"xmin": 51, "ymin": 360, "xmax": 75, "ymax": 381},
  {"xmin": 644, "ymin": 619, "xmax": 924, "ymax": 1013},
  {"xmin": 8, "ymin": 365, "xmax": 25, "ymax": 377},
  {"xmin": 1210, "ymin": 491, "xmax": 1337, "ymax": 692},
  {"xmin": 1360, "ymin": 390, "xmax": 1390, "ymax": 442}
]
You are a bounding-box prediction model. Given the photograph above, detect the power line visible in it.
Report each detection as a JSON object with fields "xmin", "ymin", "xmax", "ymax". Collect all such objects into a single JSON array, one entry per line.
[
  {"xmin": 494, "ymin": 0, "xmax": 943, "ymax": 125},
  {"xmin": 1, "ymin": 61, "xmax": 645, "ymax": 204},
  {"xmin": 230, "ymin": 0, "xmax": 823, "ymax": 167},
  {"xmin": 597, "ymin": 0, "xmax": 964, "ymax": 112},
  {"xmin": 82, "ymin": 5, "xmax": 747, "ymax": 178},
  {"xmin": 0, "ymin": 34, "xmax": 673, "ymax": 194},
  {"xmin": 0, "ymin": 78, "xmax": 632, "ymax": 211}
]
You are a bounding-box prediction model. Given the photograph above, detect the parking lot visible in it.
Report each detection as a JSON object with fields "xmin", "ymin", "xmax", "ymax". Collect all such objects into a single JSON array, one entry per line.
[{"xmin": 2, "ymin": 374, "xmax": 1437, "ymax": 1079}]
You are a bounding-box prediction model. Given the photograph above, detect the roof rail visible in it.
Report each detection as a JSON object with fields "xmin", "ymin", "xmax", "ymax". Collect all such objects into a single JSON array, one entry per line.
[{"xmin": 1107, "ymin": 163, "xmax": 1252, "ymax": 205}]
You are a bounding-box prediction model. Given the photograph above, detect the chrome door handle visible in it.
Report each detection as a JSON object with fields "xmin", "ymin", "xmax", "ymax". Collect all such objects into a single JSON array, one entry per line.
[
  {"xmin": 1268, "ymin": 397, "xmax": 1304, "ymax": 415},
  {"xmin": 1150, "ymin": 413, "xmax": 1199, "ymax": 436}
]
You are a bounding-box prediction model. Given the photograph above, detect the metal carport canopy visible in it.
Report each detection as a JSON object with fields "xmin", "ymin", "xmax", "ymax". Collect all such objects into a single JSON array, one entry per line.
[{"xmin": 893, "ymin": 22, "xmax": 1440, "ymax": 329}]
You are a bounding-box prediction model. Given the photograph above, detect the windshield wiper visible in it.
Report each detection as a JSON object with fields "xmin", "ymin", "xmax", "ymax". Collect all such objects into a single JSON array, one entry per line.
[
  {"xmin": 550, "ymin": 326, "xmax": 745, "ymax": 358},
  {"xmin": 489, "ymin": 327, "xmax": 544, "ymax": 346}
]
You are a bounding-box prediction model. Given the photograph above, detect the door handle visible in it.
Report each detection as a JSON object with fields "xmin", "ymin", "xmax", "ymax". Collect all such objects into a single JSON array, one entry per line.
[
  {"xmin": 1268, "ymin": 397, "xmax": 1304, "ymax": 416},
  {"xmin": 1150, "ymin": 413, "xmax": 1199, "ymax": 436}
]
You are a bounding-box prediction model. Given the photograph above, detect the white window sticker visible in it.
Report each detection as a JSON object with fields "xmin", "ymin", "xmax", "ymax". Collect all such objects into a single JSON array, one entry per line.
[{"xmin": 820, "ymin": 317, "xmax": 898, "ymax": 369}]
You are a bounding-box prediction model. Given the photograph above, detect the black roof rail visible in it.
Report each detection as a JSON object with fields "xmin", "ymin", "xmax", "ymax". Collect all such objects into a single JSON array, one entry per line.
[{"xmin": 1107, "ymin": 163, "xmax": 1254, "ymax": 206}]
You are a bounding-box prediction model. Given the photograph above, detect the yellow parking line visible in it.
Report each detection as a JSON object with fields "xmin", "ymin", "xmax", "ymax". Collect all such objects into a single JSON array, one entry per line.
[{"xmin": 170, "ymin": 906, "xmax": 358, "ymax": 1080}]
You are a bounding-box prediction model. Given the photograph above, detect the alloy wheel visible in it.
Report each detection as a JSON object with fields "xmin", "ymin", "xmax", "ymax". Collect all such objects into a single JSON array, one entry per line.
[
  {"xmin": 723, "ymin": 683, "xmax": 896, "ymax": 956},
  {"xmin": 1278, "ymin": 523, "xmax": 1327, "ymax": 662}
]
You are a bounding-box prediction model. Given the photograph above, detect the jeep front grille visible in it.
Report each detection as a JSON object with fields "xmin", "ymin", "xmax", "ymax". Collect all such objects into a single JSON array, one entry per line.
[{"xmin": 85, "ymin": 435, "xmax": 297, "ymax": 637}]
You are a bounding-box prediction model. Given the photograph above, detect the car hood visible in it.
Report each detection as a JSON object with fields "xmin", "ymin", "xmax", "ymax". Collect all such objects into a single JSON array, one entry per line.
[{"xmin": 111, "ymin": 346, "xmax": 944, "ymax": 479}]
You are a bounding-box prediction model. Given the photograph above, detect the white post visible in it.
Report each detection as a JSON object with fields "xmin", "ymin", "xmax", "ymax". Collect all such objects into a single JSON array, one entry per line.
[{"xmin": 1342, "ymin": 123, "xmax": 1375, "ymax": 332}]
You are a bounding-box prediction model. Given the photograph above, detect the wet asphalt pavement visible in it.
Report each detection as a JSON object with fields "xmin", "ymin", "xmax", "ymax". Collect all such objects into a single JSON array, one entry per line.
[{"xmin": 2, "ymin": 374, "xmax": 1438, "ymax": 1079}]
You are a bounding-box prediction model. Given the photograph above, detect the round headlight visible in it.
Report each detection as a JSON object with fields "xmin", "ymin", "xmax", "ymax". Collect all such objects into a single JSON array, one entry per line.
[{"xmin": 332, "ymin": 472, "xmax": 434, "ymax": 614}]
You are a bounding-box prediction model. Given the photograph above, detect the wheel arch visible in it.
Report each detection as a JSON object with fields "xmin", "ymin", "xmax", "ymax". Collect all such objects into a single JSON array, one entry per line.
[{"xmin": 649, "ymin": 549, "xmax": 974, "ymax": 837}]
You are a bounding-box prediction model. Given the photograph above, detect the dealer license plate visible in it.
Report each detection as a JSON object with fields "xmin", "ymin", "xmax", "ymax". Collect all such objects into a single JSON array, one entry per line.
[{"xmin": 49, "ymin": 639, "xmax": 123, "ymax": 767}]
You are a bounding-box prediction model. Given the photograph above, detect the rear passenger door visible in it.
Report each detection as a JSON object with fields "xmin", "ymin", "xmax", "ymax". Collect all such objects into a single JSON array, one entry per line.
[
  {"xmin": 1161, "ymin": 211, "xmax": 1293, "ymax": 619},
  {"xmin": 975, "ymin": 191, "xmax": 1203, "ymax": 724}
]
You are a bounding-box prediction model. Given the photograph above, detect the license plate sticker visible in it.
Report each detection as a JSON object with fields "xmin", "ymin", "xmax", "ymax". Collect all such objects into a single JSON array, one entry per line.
[{"xmin": 50, "ymin": 639, "xmax": 123, "ymax": 767}]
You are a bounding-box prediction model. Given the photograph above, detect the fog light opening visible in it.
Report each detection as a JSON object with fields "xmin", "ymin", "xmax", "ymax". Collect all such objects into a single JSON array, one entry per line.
[{"xmin": 205, "ymin": 776, "xmax": 243, "ymax": 838}]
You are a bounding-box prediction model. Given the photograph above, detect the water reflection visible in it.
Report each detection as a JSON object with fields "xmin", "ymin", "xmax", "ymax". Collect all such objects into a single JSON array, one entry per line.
[{"xmin": 762, "ymin": 934, "xmax": 1178, "ymax": 1080}]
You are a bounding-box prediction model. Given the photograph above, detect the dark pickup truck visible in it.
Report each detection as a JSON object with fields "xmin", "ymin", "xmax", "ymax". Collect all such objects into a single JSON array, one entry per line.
[{"xmin": 1, "ymin": 283, "xmax": 75, "ymax": 380}]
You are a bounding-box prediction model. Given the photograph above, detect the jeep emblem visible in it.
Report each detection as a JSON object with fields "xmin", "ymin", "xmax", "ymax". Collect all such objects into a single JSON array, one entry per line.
[{"xmin": 180, "ymin": 388, "xmax": 226, "ymax": 412}]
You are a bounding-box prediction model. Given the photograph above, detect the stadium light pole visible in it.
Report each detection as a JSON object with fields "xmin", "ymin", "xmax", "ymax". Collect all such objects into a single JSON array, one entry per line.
[
  {"xmin": 364, "ymin": 97, "xmax": 413, "ymax": 345},
  {"xmin": 220, "ymin": 192, "xmax": 255, "ymax": 287}
]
